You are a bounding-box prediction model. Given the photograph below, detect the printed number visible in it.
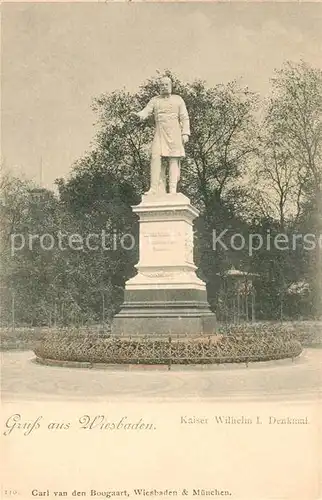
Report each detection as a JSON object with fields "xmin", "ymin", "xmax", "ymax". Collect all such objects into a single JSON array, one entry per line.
[{"xmin": 4, "ymin": 491, "xmax": 18, "ymax": 496}]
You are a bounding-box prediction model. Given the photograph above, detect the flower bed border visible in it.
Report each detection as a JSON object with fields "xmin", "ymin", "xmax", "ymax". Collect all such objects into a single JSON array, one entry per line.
[{"xmin": 34, "ymin": 330, "xmax": 302, "ymax": 365}]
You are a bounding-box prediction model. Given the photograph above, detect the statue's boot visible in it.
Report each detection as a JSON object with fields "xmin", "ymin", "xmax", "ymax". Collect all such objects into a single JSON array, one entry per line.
[{"xmin": 145, "ymin": 187, "xmax": 157, "ymax": 195}]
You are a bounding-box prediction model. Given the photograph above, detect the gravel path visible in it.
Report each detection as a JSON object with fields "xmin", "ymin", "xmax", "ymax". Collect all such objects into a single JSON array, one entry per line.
[{"xmin": 1, "ymin": 349, "xmax": 321, "ymax": 402}]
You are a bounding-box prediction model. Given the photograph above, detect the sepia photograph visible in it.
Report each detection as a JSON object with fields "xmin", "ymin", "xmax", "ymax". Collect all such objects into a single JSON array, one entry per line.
[{"xmin": 1, "ymin": 2, "xmax": 321, "ymax": 499}]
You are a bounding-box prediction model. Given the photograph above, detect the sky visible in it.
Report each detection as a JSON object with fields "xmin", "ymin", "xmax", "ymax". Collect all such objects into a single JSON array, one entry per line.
[{"xmin": 2, "ymin": 2, "xmax": 322, "ymax": 189}]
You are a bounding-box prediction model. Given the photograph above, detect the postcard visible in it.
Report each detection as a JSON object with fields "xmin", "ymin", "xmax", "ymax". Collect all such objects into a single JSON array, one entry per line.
[{"xmin": 1, "ymin": 2, "xmax": 321, "ymax": 500}]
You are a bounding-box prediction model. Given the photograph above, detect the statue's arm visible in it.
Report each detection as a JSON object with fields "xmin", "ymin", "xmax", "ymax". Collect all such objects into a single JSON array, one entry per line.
[
  {"xmin": 179, "ymin": 98, "xmax": 190, "ymax": 137},
  {"xmin": 136, "ymin": 98, "xmax": 155, "ymax": 121}
]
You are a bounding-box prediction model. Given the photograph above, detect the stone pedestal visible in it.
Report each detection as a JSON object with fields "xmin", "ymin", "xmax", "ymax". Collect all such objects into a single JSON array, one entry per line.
[{"xmin": 111, "ymin": 192, "xmax": 216, "ymax": 336}]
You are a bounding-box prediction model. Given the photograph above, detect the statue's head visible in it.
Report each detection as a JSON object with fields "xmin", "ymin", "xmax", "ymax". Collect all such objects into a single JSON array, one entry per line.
[{"xmin": 159, "ymin": 76, "xmax": 172, "ymax": 96}]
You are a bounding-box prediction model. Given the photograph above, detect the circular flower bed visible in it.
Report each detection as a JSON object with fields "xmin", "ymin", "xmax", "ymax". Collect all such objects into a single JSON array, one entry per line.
[{"xmin": 34, "ymin": 329, "xmax": 302, "ymax": 366}]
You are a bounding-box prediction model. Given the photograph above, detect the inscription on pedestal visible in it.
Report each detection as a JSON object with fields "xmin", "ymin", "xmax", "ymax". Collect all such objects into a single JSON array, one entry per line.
[{"xmin": 143, "ymin": 231, "xmax": 178, "ymax": 253}]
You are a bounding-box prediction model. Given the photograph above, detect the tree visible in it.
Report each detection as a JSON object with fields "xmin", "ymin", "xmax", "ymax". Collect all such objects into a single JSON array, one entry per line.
[
  {"xmin": 0, "ymin": 168, "xmax": 34, "ymax": 243},
  {"xmin": 55, "ymin": 166, "xmax": 139, "ymax": 324},
  {"xmin": 269, "ymin": 62, "xmax": 322, "ymax": 200},
  {"xmin": 248, "ymin": 137, "xmax": 305, "ymax": 230},
  {"xmin": 0, "ymin": 167, "xmax": 61, "ymax": 325},
  {"xmin": 266, "ymin": 61, "xmax": 322, "ymax": 316}
]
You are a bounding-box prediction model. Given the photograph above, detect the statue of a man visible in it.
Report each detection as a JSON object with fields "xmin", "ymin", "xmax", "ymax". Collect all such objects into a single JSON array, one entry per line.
[{"xmin": 133, "ymin": 76, "xmax": 190, "ymax": 195}]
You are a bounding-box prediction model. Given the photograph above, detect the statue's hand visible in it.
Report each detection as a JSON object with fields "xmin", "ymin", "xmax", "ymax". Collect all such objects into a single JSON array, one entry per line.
[
  {"xmin": 182, "ymin": 134, "xmax": 189, "ymax": 144},
  {"xmin": 129, "ymin": 111, "xmax": 139, "ymax": 121}
]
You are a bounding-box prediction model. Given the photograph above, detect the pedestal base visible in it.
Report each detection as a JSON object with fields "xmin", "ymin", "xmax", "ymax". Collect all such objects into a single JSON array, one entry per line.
[
  {"xmin": 111, "ymin": 288, "xmax": 216, "ymax": 336},
  {"xmin": 111, "ymin": 193, "xmax": 216, "ymax": 337}
]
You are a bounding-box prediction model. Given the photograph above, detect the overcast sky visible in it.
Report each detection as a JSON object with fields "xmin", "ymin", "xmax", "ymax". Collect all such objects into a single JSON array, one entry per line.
[{"xmin": 2, "ymin": 2, "xmax": 322, "ymax": 189}]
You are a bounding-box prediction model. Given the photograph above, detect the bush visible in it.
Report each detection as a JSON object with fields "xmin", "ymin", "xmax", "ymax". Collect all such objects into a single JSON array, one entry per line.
[
  {"xmin": 217, "ymin": 321, "xmax": 322, "ymax": 347},
  {"xmin": 0, "ymin": 327, "xmax": 45, "ymax": 351},
  {"xmin": 0, "ymin": 325, "xmax": 111, "ymax": 351}
]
